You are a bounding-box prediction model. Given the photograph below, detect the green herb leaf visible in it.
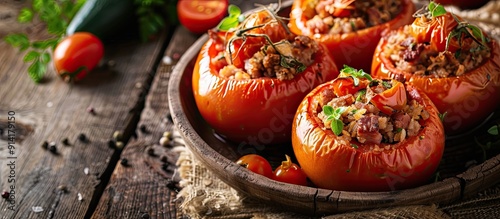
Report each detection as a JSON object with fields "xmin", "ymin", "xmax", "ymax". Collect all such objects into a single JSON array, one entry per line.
[
  {"xmin": 323, "ymin": 106, "xmax": 346, "ymax": 136},
  {"xmin": 428, "ymin": 2, "xmax": 446, "ymax": 18},
  {"xmin": 488, "ymin": 125, "xmax": 499, "ymax": 135},
  {"xmin": 18, "ymin": 8, "xmax": 34, "ymax": 23},
  {"xmin": 331, "ymin": 119, "xmax": 344, "ymax": 136},
  {"xmin": 4, "ymin": 34, "xmax": 30, "ymax": 51},
  {"xmin": 40, "ymin": 52, "xmax": 51, "ymax": 64},
  {"xmin": 23, "ymin": 51, "xmax": 40, "ymax": 62},
  {"xmin": 218, "ymin": 5, "xmax": 242, "ymax": 31},
  {"xmin": 340, "ymin": 65, "xmax": 373, "ymax": 86},
  {"xmin": 28, "ymin": 60, "xmax": 46, "ymax": 83},
  {"xmin": 280, "ymin": 56, "xmax": 306, "ymax": 72}
]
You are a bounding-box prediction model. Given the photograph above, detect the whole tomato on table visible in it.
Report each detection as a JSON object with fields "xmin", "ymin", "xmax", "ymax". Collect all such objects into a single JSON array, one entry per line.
[
  {"xmin": 53, "ymin": 32, "xmax": 104, "ymax": 82},
  {"xmin": 371, "ymin": 2, "xmax": 500, "ymax": 135},
  {"xmin": 288, "ymin": 0, "xmax": 415, "ymax": 72},
  {"xmin": 292, "ymin": 67, "xmax": 445, "ymax": 191},
  {"xmin": 177, "ymin": 0, "xmax": 229, "ymax": 34},
  {"xmin": 192, "ymin": 7, "xmax": 339, "ymax": 146}
]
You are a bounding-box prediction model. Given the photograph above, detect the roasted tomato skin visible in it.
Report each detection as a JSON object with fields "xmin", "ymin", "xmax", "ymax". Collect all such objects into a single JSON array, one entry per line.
[
  {"xmin": 372, "ymin": 32, "xmax": 500, "ymax": 135},
  {"xmin": 192, "ymin": 38, "xmax": 339, "ymax": 145},
  {"xmin": 292, "ymin": 81, "xmax": 445, "ymax": 192},
  {"xmin": 288, "ymin": 0, "xmax": 415, "ymax": 72}
]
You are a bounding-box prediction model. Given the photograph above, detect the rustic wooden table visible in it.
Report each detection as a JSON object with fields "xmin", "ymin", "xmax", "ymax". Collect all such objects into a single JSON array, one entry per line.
[
  {"xmin": 2, "ymin": 0, "xmax": 500, "ymax": 218},
  {"xmin": 0, "ymin": 1, "xmax": 276, "ymax": 218}
]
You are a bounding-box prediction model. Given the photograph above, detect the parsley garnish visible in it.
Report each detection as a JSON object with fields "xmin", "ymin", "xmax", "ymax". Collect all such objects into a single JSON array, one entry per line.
[
  {"xmin": 340, "ymin": 65, "xmax": 373, "ymax": 86},
  {"xmin": 428, "ymin": 1, "xmax": 446, "ymax": 18},
  {"xmin": 217, "ymin": 4, "xmax": 244, "ymax": 31},
  {"xmin": 488, "ymin": 125, "xmax": 499, "ymax": 135},
  {"xmin": 4, "ymin": 0, "xmax": 85, "ymax": 83},
  {"xmin": 323, "ymin": 105, "xmax": 346, "ymax": 136}
]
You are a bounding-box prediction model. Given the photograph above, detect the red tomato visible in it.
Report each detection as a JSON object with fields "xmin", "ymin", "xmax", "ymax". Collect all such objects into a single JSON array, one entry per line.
[
  {"xmin": 222, "ymin": 10, "xmax": 292, "ymax": 69},
  {"xmin": 288, "ymin": 0, "xmax": 415, "ymax": 72},
  {"xmin": 292, "ymin": 81, "xmax": 445, "ymax": 192},
  {"xmin": 273, "ymin": 155, "xmax": 308, "ymax": 186},
  {"xmin": 372, "ymin": 12, "xmax": 500, "ymax": 135},
  {"xmin": 53, "ymin": 32, "xmax": 104, "ymax": 82},
  {"xmin": 434, "ymin": 0, "xmax": 490, "ymax": 9},
  {"xmin": 192, "ymin": 10, "xmax": 339, "ymax": 145},
  {"xmin": 177, "ymin": 0, "xmax": 229, "ymax": 34},
  {"xmin": 369, "ymin": 81, "xmax": 407, "ymax": 116},
  {"xmin": 409, "ymin": 12, "xmax": 461, "ymax": 53},
  {"xmin": 236, "ymin": 154, "xmax": 273, "ymax": 178}
]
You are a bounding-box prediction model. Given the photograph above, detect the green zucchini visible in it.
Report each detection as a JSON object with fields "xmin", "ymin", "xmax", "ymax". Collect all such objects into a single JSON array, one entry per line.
[{"xmin": 66, "ymin": 0, "xmax": 136, "ymax": 41}]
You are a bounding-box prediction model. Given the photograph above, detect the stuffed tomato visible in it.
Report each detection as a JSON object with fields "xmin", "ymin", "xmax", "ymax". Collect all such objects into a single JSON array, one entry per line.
[
  {"xmin": 371, "ymin": 2, "xmax": 500, "ymax": 135},
  {"xmin": 288, "ymin": 0, "xmax": 415, "ymax": 72},
  {"xmin": 192, "ymin": 6, "xmax": 339, "ymax": 146},
  {"xmin": 292, "ymin": 66, "xmax": 445, "ymax": 191}
]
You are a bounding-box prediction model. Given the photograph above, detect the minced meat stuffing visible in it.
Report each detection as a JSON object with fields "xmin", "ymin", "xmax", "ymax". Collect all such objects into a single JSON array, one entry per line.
[
  {"xmin": 317, "ymin": 80, "xmax": 429, "ymax": 146},
  {"xmin": 303, "ymin": 0, "xmax": 402, "ymax": 35},
  {"xmin": 382, "ymin": 25, "xmax": 491, "ymax": 77},
  {"xmin": 217, "ymin": 35, "xmax": 319, "ymax": 80}
]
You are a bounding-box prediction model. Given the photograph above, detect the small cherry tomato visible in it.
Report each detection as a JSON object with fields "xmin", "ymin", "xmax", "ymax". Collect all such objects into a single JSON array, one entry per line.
[
  {"xmin": 273, "ymin": 155, "xmax": 308, "ymax": 186},
  {"xmin": 236, "ymin": 154, "xmax": 273, "ymax": 178},
  {"xmin": 177, "ymin": 0, "xmax": 229, "ymax": 34},
  {"xmin": 53, "ymin": 32, "xmax": 104, "ymax": 82}
]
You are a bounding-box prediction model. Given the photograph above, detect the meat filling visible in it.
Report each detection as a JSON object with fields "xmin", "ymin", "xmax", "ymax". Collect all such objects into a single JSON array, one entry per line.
[
  {"xmin": 317, "ymin": 82, "xmax": 429, "ymax": 146},
  {"xmin": 217, "ymin": 35, "xmax": 319, "ymax": 80},
  {"xmin": 383, "ymin": 26, "xmax": 491, "ymax": 77},
  {"xmin": 303, "ymin": 0, "xmax": 402, "ymax": 35}
]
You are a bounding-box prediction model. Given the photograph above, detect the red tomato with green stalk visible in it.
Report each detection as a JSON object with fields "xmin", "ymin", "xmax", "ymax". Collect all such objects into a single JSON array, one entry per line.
[
  {"xmin": 177, "ymin": 0, "xmax": 229, "ymax": 34},
  {"xmin": 273, "ymin": 155, "xmax": 308, "ymax": 186},
  {"xmin": 236, "ymin": 154, "xmax": 273, "ymax": 178},
  {"xmin": 53, "ymin": 32, "xmax": 104, "ymax": 82}
]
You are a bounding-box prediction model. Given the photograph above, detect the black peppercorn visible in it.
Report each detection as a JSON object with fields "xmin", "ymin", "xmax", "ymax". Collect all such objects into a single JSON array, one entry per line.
[
  {"xmin": 48, "ymin": 143, "xmax": 57, "ymax": 154},
  {"xmin": 1, "ymin": 191, "xmax": 9, "ymax": 199},
  {"xmin": 107, "ymin": 140, "xmax": 116, "ymax": 149},
  {"xmin": 146, "ymin": 147, "xmax": 155, "ymax": 156},
  {"xmin": 160, "ymin": 155, "xmax": 168, "ymax": 163},
  {"xmin": 166, "ymin": 180, "xmax": 179, "ymax": 192},
  {"xmin": 78, "ymin": 133, "xmax": 87, "ymax": 142},
  {"xmin": 161, "ymin": 163, "xmax": 169, "ymax": 171},
  {"xmin": 120, "ymin": 158, "xmax": 129, "ymax": 166},
  {"xmin": 139, "ymin": 124, "xmax": 147, "ymax": 133},
  {"xmin": 62, "ymin": 138, "xmax": 70, "ymax": 146},
  {"xmin": 41, "ymin": 141, "xmax": 49, "ymax": 149}
]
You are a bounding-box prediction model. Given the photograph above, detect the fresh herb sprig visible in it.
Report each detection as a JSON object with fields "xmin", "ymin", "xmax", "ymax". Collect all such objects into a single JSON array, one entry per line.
[
  {"xmin": 221, "ymin": 4, "xmax": 306, "ymax": 73},
  {"xmin": 339, "ymin": 65, "xmax": 373, "ymax": 86},
  {"xmin": 4, "ymin": 0, "xmax": 85, "ymax": 83},
  {"xmin": 428, "ymin": 1, "xmax": 446, "ymax": 18},
  {"xmin": 217, "ymin": 4, "xmax": 244, "ymax": 31},
  {"xmin": 323, "ymin": 105, "xmax": 347, "ymax": 136}
]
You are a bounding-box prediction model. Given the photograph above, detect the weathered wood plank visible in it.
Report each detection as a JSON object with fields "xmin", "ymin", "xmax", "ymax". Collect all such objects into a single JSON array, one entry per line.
[
  {"xmin": 0, "ymin": 9, "xmax": 166, "ymax": 219},
  {"xmin": 90, "ymin": 25, "xmax": 197, "ymax": 219}
]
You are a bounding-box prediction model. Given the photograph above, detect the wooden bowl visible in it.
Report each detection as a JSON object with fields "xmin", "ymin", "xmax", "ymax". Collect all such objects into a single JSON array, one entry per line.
[{"xmin": 168, "ymin": 3, "xmax": 500, "ymax": 216}]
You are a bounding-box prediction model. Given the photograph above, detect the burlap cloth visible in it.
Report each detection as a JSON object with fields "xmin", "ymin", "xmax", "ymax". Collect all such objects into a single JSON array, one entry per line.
[{"xmin": 174, "ymin": 1, "xmax": 500, "ymax": 218}]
